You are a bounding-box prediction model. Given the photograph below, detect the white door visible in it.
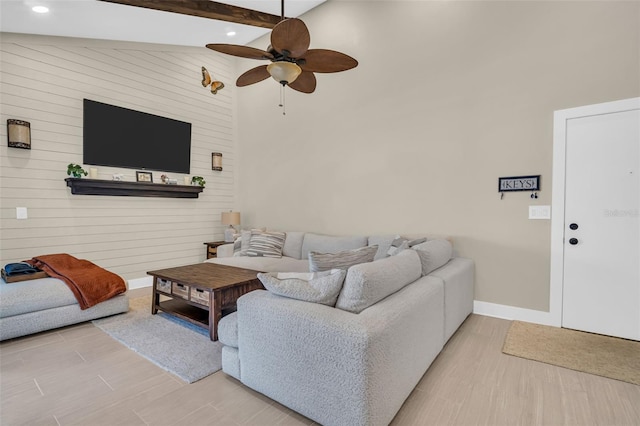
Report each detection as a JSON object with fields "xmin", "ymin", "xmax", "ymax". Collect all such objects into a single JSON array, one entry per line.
[{"xmin": 562, "ymin": 105, "xmax": 640, "ymax": 340}]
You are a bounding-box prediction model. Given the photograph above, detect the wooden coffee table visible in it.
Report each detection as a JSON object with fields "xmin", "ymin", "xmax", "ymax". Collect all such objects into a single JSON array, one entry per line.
[{"xmin": 147, "ymin": 263, "xmax": 263, "ymax": 341}]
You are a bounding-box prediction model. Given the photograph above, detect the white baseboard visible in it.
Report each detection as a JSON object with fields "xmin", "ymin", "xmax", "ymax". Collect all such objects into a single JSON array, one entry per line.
[
  {"xmin": 128, "ymin": 276, "xmax": 153, "ymax": 290},
  {"xmin": 473, "ymin": 300, "xmax": 559, "ymax": 327},
  {"xmin": 123, "ymin": 279, "xmax": 560, "ymax": 327}
]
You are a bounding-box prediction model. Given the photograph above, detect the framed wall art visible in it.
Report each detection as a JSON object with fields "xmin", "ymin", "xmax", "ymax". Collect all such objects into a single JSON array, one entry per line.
[{"xmin": 136, "ymin": 171, "xmax": 153, "ymax": 182}]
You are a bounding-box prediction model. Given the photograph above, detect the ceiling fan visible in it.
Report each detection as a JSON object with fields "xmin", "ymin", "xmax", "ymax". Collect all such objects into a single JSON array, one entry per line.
[{"xmin": 205, "ymin": 2, "xmax": 358, "ymax": 94}]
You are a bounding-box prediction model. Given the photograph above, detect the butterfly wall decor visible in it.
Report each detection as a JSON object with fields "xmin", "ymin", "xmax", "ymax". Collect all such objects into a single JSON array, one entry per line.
[{"xmin": 201, "ymin": 66, "xmax": 225, "ymax": 94}]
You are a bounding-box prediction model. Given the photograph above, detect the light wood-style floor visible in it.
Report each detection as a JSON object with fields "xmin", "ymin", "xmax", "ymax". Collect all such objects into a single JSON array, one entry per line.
[{"xmin": 2, "ymin": 288, "xmax": 639, "ymax": 426}]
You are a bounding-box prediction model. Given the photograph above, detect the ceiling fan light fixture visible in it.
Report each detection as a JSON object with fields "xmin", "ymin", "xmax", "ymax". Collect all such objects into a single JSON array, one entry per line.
[{"xmin": 267, "ymin": 61, "xmax": 302, "ymax": 85}]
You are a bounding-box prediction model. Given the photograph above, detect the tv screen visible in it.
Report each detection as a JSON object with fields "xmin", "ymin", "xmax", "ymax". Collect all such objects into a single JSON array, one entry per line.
[{"xmin": 83, "ymin": 99, "xmax": 192, "ymax": 174}]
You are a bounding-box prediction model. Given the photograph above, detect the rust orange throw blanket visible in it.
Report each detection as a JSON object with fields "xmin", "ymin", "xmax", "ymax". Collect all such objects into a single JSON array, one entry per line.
[{"xmin": 27, "ymin": 253, "xmax": 126, "ymax": 310}]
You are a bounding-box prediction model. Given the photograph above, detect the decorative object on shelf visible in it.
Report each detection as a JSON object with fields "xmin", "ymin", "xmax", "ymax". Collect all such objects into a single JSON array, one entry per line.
[
  {"xmin": 89, "ymin": 167, "xmax": 98, "ymax": 179},
  {"xmin": 498, "ymin": 175, "xmax": 541, "ymax": 200},
  {"xmin": 112, "ymin": 174, "xmax": 124, "ymax": 181},
  {"xmin": 137, "ymin": 171, "xmax": 153, "ymax": 182},
  {"xmin": 159, "ymin": 174, "xmax": 177, "ymax": 184},
  {"xmin": 221, "ymin": 211, "xmax": 241, "ymax": 242},
  {"xmin": 212, "ymin": 152, "xmax": 223, "ymax": 171},
  {"xmin": 201, "ymin": 66, "xmax": 224, "ymax": 95},
  {"xmin": 191, "ymin": 176, "xmax": 206, "ymax": 187},
  {"xmin": 67, "ymin": 163, "xmax": 87, "ymax": 178},
  {"xmin": 7, "ymin": 119, "xmax": 31, "ymax": 149},
  {"xmin": 183, "ymin": 176, "xmax": 191, "ymax": 185}
]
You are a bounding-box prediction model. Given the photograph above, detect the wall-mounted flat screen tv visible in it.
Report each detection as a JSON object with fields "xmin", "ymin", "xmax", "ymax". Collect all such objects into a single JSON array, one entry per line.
[{"xmin": 83, "ymin": 99, "xmax": 192, "ymax": 174}]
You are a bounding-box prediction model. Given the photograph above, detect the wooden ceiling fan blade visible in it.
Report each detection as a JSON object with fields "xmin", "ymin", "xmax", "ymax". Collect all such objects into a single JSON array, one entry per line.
[
  {"xmin": 288, "ymin": 71, "xmax": 316, "ymax": 94},
  {"xmin": 206, "ymin": 44, "xmax": 273, "ymax": 60},
  {"xmin": 300, "ymin": 49, "xmax": 358, "ymax": 73},
  {"xmin": 271, "ymin": 18, "xmax": 310, "ymax": 58},
  {"xmin": 236, "ymin": 65, "xmax": 271, "ymax": 87}
]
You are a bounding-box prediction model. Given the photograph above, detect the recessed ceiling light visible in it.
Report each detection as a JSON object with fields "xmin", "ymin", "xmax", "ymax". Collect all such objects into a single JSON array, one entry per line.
[
  {"xmin": 32, "ymin": 5, "xmax": 49, "ymax": 13},
  {"xmin": 226, "ymin": 31, "xmax": 236, "ymax": 37}
]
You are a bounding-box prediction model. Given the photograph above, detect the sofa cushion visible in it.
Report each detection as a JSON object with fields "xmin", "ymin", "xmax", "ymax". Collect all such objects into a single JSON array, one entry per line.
[
  {"xmin": 246, "ymin": 230, "xmax": 286, "ymax": 258},
  {"xmin": 0, "ymin": 277, "xmax": 78, "ymax": 318},
  {"xmin": 335, "ymin": 249, "xmax": 422, "ymax": 314},
  {"xmin": 258, "ymin": 269, "xmax": 347, "ymax": 306},
  {"xmin": 218, "ymin": 311, "xmax": 238, "ymax": 347},
  {"xmin": 412, "ymin": 239, "xmax": 453, "ymax": 276},
  {"xmin": 308, "ymin": 245, "xmax": 378, "ymax": 273},
  {"xmin": 301, "ymin": 233, "xmax": 367, "ymax": 259},
  {"xmin": 282, "ymin": 231, "xmax": 305, "ymax": 259}
]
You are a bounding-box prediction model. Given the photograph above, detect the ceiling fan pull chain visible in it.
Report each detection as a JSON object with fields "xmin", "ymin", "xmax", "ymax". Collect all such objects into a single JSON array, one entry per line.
[
  {"xmin": 277, "ymin": 83, "xmax": 287, "ymax": 115},
  {"xmin": 282, "ymin": 85, "xmax": 287, "ymax": 115}
]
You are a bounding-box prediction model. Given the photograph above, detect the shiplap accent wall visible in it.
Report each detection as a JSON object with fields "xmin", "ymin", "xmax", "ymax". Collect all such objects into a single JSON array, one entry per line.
[{"xmin": 0, "ymin": 33, "xmax": 237, "ymax": 284}]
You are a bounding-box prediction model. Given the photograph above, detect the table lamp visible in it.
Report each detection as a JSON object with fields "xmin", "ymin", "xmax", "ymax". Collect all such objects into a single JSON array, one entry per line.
[{"xmin": 221, "ymin": 211, "xmax": 241, "ymax": 242}]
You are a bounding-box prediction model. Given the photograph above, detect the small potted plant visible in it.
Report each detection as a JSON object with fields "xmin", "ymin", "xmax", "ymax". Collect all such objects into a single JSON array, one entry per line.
[
  {"xmin": 191, "ymin": 176, "xmax": 206, "ymax": 187},
  {"xmin": 67, "ymin": 163, "xmax": 87, "ymax": 178}
]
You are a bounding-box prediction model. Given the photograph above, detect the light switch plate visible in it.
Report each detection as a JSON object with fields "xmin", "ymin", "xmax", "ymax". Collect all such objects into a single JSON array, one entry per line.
[
  {"xmin": 529, "ymin": 205, "xmax": 551, "ymax": 220},
  {"xmin": 16, "ymin": 207, "xmax": 28, "ymax": 220}
]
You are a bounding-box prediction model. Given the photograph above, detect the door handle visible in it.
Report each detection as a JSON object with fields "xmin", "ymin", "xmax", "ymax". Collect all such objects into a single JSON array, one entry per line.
[
  {"xmin": 569, "ymin": 223, "xmax": 579, "ymax": 230},
  {"xmin": 569, "ymin": 238, "xmax": 579, "ymax": 245}
]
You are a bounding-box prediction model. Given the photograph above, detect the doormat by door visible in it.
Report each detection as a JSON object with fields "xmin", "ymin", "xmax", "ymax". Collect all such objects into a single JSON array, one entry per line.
[{"xmin": 502, "ymin": 321, "xmax": 640, "ymax": 385}]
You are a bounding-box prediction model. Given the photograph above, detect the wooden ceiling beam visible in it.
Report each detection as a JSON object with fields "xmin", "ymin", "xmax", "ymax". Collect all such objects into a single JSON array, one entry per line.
[{"xmin": 97, "ymin": 0, "xmax": 283, "ymax": 29}]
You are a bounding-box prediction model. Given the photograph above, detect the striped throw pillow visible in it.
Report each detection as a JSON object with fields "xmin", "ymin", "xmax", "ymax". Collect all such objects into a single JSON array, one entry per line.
[
  {"xmin": 308, "ymin": 245, "xmax": 378, "ymax": 272},
  {"xmin": 246, "ymin": 230, "xmax": 286, "ymax": 258}
]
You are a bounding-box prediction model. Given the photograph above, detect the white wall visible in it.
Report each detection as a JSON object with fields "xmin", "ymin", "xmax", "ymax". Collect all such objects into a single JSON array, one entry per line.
[
  {"xmin": 0, "ymin": 33, "xmax": 237, "ymax": 283},
  {"xmin": 236, "ymin": 1, "xmax": 640, "ymax": 312}
]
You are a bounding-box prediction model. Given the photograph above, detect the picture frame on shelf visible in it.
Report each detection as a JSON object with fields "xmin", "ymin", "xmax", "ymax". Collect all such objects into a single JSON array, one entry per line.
[{"xmin": 136, "ymin": 171, "xmax": 153, "ymax": 182}]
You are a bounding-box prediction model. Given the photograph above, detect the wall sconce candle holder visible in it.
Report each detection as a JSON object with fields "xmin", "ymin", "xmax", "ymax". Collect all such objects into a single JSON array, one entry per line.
[
  {"xmin": 7, "ymin": 119, "xmax": 31, "ymax": 149},
  {"xmin": 212, "ymin": 152, "xmax": 223, "ymax": 171}
]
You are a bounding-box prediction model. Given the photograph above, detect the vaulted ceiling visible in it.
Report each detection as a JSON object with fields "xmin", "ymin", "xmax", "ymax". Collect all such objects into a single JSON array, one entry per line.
[{"xmin": 0, "ymin": 0, "xmax": 325, "ymax": 47}]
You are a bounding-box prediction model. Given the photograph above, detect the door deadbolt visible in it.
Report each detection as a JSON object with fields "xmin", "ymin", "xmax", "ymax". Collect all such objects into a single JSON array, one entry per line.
[
  {"xmin": 569, "ymin": 238, "xmax": 579, "ymax": 245},
  {"xmin": 569, "ymin": 223, "xmax": 579, "ymax": 230}
]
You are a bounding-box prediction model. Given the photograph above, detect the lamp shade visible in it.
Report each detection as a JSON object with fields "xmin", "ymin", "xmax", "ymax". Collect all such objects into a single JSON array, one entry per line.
[
  {"xmin": 221, "ymin": 211, "xmax": 241, "ymax": 226},
  {"xmin": 267, "ymin": 61, "xmax": 302, "ymax": 85}
]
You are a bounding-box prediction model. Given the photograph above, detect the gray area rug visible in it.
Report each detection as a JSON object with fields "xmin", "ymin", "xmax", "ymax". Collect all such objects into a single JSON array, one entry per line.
[
  {"xmin": 93, "ymin": 296, "xmax": 222, "ymax": 383},
  {"xmin": 503, "ymin": 321, "xmax": 640, "ymax": 385}
]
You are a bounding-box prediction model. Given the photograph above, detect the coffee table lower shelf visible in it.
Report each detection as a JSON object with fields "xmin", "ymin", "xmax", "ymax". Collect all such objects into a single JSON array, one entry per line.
[{"xmin": 156, "ymin": 299, "xmax": 210, "ymax": 329}]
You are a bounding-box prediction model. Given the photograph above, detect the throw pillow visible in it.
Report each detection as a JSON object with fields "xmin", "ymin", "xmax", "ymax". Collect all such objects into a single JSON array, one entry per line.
[
  {"xmin": 386, "ymin": 237, "xmax": 427, "ymax": 256},
  {"xmin": 301, "ymin": 233, "xmax": 368, "ymax": 260},
  {"xmin": 246, "ymin": 230, "xmax": 286, "ymax": 258},
  {"xmin": 335, "ymin": 250, "xmax": 422, "ymax": 314},
  {"xmin": 258, "ymin": 269, "xmax": 347, "ymax": 306},
  {"xmin": 411, "ymin": 239, "xmax": 453, "ymax": 276},
  {"xmin": 233, "ymin": 229, "xmax": 253, "ymax": 256},
  {"xmin": 233, "ymin": 237, "xmax": 243, "ymax": 254},
  {"xmin": 308, "ymin": 245, "xmax": 378, "ymax": 272},
  {"xmin": 388, "ymin": 240, "xmax": 410, "ymax": 256},
  {"xmin": 367, "ymin": 235, "xmax": 398, "ymax": 260}
]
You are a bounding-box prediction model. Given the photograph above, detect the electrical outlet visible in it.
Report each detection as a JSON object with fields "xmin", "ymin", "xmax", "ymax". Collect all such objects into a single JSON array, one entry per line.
[
  {"xmin": 16, "ymin": 207, "xmax": 28, "ymax": 220},
  {"xmin": 529, "ymin": 205, "xmax": 551, "ymax": 220}
]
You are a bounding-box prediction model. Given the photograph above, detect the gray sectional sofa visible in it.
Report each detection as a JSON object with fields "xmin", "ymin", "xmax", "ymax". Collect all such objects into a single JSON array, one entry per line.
[{"xmin": 208, "ymin": 231, "xmax": 474, "ymax": 426}]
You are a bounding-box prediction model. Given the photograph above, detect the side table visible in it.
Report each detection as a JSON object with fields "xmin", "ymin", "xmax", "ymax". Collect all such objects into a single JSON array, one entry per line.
[{"xmin": 204, "ymin": 241, "xmax": 226, "ymax": 259}]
